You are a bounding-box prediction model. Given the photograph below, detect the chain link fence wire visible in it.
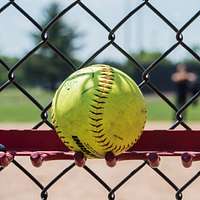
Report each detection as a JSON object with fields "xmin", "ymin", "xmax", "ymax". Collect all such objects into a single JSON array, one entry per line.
[{"xmin": 0, "ymin": 0, "xmax": 200, "ymax": 199}]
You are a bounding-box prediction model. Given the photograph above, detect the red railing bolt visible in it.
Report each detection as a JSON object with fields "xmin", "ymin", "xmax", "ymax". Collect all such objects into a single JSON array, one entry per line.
[
  {"xmin": 0, "ymin": 152, "xmax": 13, "ymax": 167},
  {"xmin": 74, "ymin": 152, "xmax": 86, "ymax": 167},
  {"xmin": 147, "ymin": 153, "xmax": 160, "ymax": 168},
  {"xmin": 30, "ymin": 152, "xmax": 44, "ymax": 167},
  {"xmin": 105, "ymin": 152, "xmax": 117, "ymax": 167},
  {"xmin": 181, "ymin": 152, "xmax": 193, "ymax": 168}
]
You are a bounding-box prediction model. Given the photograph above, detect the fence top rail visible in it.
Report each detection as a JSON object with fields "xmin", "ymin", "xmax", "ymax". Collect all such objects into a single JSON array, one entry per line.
[
  {"xmin": 0, "ymin": 129, "xmax": 200, "ymax": 152},
  {"xmin": 0, "ymin": 130, "xmax": 199, "ymax": 168}
]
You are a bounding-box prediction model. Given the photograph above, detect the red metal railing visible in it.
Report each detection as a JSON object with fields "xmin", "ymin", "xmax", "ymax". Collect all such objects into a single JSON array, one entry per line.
[{"xmin": 1, "ymin": 130, "xmax": 200, "ymax": 168}]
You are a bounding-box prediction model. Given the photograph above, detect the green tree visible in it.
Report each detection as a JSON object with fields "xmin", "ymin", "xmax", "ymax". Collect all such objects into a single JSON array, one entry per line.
[
  {"xmin": 24, "ymin": 3, "xmax": 81, "ymax": 90},
  {"xmin": 131, "ymin": 50, "xmax": 171, "ymax": 65},
  {"xmin": 124, "ymin": 50, "xmax": 172, "ymax": 76},
  {"xmin": 0, "ymin": 56, "xmax": 20, "ymax": 85}
]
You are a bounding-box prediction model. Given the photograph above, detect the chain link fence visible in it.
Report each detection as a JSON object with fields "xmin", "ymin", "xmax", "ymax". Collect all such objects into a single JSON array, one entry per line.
[{"xmin": 0, "ymin": 0, "xmax": 200, "ymax": 199}]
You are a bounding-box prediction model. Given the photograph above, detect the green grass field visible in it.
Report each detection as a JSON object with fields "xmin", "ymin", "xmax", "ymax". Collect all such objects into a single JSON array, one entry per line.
[
  {"xmin": 0, "ymin": 88, "xmax": 199, "ymax": 122},
  {"xmin": 0, "ymin": 88, "xmax": 54, "ymax": 122},
  {"xmin": 146, "ymin": 95, "xmax": 200, "ymax": 121}
]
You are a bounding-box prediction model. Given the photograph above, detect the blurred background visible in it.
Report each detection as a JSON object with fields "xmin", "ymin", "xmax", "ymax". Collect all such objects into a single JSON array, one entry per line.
[
  {"xmin": 0, "ymin": 0, "xmax": 199, "ymax": 124},
  {"xmin": 1, "ymin": 2, "xmax": 200, "ymax": 200}
]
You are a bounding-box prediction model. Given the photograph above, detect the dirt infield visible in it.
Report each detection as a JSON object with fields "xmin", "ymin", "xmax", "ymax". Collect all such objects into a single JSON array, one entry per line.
[
  {"xmin": 0, "ymin": 122, "xmax": 200, "ymax": 199},
  {"xmin": 1, "ymin": 158, "xmax": 200, "ymax": 200}
]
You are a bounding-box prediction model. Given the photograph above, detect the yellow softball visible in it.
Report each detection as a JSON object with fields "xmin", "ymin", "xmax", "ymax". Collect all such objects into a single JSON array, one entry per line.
[{"xmin": 51, "ymin": 64, "xmax": 147, "ymax": 158}]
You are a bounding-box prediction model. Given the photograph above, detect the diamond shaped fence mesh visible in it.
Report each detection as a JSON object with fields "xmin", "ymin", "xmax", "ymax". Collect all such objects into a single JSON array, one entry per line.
[{"xmin": 0, "ymin": 1, "xmax": 200, "ymax": 200}]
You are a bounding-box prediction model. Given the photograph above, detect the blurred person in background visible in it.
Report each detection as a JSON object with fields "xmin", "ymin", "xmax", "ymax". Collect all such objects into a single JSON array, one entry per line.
[{"xmin": 171, "ymin": 63, "xmax": 197, "ymax": 119}]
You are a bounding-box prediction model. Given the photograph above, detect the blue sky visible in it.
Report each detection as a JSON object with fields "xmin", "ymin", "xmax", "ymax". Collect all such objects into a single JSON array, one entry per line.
[{"xmin": 0, "ymin": 0, "xmax": 200, "ymax": 63}]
